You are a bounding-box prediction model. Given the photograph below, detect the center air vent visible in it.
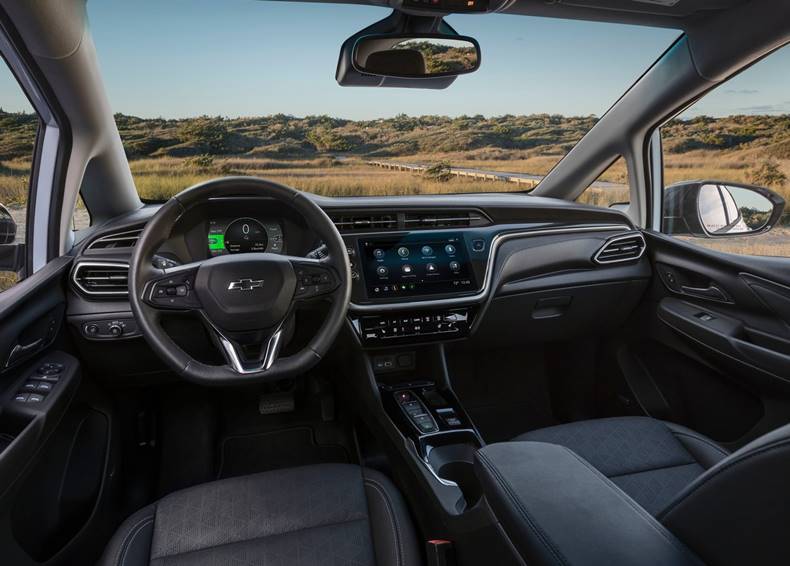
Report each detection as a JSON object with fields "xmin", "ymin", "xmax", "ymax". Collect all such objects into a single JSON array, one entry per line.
[
  {"xmin": 331, "ymin": 213, "xmax": 398, "ymax": 233},
  {"xmin": 330, "ymin": 209, "xmax": 489, "ymax": 233},
  {"xmin": 594, "ymin": 233, "xmax": 646, "ymax": 264},
  {"xmin": 72, "ymin": 262, "xmax": 129, "ymax": 296},
  {"xmin": 86, "ymin": 228, "xmax": 143, "ymax": 251},
  {"xmin": 403, "ymin": 211, "xmax": 487, "ymax": 229}
]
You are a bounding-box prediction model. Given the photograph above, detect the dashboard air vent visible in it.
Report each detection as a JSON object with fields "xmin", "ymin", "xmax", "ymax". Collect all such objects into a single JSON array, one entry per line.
[
  {"xmin": 594, "ymin": 233, "xmax": 646, "ymax": 264},
  {"xmin": 403, "ymin": 211, "xmax": 487, "ymax": 229},
  {"xmin": 332, "ymin": 214, "xmax": 398, "ymax": 233},
  {"xmin": 72, "ymin": 262, "xmax": 129, "ymax": 296},
  {"xmin": 87, "ymin": 228, "xmax": 143, "ymax": 251}
]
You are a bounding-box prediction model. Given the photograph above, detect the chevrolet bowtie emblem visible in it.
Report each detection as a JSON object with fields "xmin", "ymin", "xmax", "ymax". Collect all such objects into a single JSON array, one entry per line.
[{"xmin": 227, "ymin": 278, "xmax": 264, "ymax": 291}]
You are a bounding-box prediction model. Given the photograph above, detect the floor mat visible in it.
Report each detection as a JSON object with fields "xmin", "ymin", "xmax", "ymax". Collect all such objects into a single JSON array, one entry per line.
[
  {"xmin": 218, "ymin": 426, "xmax": 350, "ymax": 479},
  {"xmin": 446, "ymin": 345, "xmax": 557, "ymax": 443}
]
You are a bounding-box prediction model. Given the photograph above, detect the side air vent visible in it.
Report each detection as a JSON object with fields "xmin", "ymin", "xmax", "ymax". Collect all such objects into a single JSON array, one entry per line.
[
  {"xmin": 403, "ymin": 211, "xmax": 488, "ymax": 229},
  {"xmin": 86, "ymin": 228, "xmax": 143, "ymax": 251},
  {"xmin": 72, "ymin": 262, "xmax": 129, "ymax": 296},
  {"xmin": 332, "ymin": 214, "xmax": 398, "ymax": 233},
  {"xmin": 594, "ymin": 233, "xmax": 646, "ymax": 264}
]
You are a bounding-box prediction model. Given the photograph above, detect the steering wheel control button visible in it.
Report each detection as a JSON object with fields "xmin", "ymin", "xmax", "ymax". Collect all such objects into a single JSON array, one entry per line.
[{"xmin": 294, "ymin": 263, "xmax": 338, "ymax": 299}]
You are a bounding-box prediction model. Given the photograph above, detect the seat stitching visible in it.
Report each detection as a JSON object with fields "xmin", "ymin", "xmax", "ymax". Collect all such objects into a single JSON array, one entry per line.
[
  {"xmin": 117, "ymin": 516, "xmax": 154, "ymax": 566},
  {"xmin": 671, "ymin": 431, "xmax": 730, "ymax": 459},
  {"xmin": 477, "ymin": 450, "xmax": 569, "ymax": 566},
  {"xmin": 364, "ymin": 478, "xmax": 403, "ymax": 566},
  {"xmin": 659, "ymin": 436, "xmax": 790, "ymax": 521},
  {"xmin": 151, "ymin": 518, "xmax": 370, "ymax": 560},
  {"xmin": 607, "ymin": 461, "xmax": 701, "ymax": 479}
]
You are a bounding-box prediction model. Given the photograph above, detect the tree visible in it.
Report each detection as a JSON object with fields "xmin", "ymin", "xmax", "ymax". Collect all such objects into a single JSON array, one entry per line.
[{"xmin": 750, "ymin": 159, "xmax": 787, "ymax": 189}]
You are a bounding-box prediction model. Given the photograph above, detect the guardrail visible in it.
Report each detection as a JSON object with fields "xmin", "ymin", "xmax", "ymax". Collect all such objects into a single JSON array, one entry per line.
[{"xmin": 366, "ymin": 160, "xmax": 540, "ymax": 189}]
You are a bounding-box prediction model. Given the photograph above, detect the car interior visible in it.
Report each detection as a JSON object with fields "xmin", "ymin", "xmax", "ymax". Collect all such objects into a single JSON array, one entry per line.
[{"xmin": 0, "ymin": 0, "xmax": 789, "ymax": 565}]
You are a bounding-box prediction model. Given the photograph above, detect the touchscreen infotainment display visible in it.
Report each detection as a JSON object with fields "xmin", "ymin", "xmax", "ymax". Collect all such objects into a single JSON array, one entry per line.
[{"xmin": 359, "ymin": 235, "xmax": 478, "ymax": 298}]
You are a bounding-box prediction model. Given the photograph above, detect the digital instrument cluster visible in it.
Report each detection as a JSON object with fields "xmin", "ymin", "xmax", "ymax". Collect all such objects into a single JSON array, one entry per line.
[{"xmin": 207, "ymin": 218, "xmax": 284, "ymax": 256}]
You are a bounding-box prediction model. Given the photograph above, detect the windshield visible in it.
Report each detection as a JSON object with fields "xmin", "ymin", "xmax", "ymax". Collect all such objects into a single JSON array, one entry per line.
[{"xmin": 84, "ymin": 1, "xmax": 678, "ymax": 200}]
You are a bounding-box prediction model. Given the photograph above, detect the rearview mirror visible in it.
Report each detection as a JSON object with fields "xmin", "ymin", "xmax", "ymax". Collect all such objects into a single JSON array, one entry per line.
[
  {"xmin": 353, "ymin": 34, "xmax": 480, "ymax": 79},
  {"xmin": 663, "ymin": 181, "xmax": 785, "ymax": 238}
]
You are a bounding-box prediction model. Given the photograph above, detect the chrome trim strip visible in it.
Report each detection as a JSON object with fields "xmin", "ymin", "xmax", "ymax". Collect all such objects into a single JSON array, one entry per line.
[
  {"xmin": 592, "ymin": 232, "xmax": 647, "ymax": 265},
  {"xmin": 349, "ymin": 224, "xmax": 630, "ymax": 312},
  {"xmin": 215, "ymin": 326, "xmax": 284, "ymax": 375},
  {"xmin": 71, "ymin": 261, "xmax": 130, "ymax": 296}
]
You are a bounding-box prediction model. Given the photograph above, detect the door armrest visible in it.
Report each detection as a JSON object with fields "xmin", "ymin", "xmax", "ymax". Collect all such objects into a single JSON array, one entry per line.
[{"xmin": 474, "ymin": 441, "xmax": 703, "ymax": 566}]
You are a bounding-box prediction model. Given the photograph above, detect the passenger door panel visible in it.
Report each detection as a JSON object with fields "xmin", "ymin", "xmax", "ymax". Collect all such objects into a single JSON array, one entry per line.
[{"xmin": 630, "ymin": 231, "xmax": 790, "ymax": 445}]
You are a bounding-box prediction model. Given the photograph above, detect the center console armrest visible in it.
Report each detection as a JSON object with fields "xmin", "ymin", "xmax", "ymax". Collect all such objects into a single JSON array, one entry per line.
[{"xmin": 474, "ymin": 442, "xmax": 704, "ymax": 566}]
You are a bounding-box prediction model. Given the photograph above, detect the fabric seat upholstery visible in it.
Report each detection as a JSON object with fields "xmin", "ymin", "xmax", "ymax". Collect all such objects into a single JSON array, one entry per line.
[
  {"xmin": 100, "ymin": 463, "xmax": 421, "ymax": 566},
  {"xmin": 514, "ymin": 416, "xmax": 729, "ymax": 515}
]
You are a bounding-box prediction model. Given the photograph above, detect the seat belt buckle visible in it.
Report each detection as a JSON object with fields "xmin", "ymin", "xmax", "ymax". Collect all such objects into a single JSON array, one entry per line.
[{"xmin": 426, "ymin": 539, "xmax": 456, "ymax": 566}]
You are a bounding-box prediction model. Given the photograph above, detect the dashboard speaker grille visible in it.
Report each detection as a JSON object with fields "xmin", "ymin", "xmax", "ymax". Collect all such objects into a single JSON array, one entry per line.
[
  {"xmin": 594, "ymin": 233, "xmax": 646, "ymax": 264},
  {"xmin": 72, "ymin": 263, "xmax": 129, "ymax": 296}
]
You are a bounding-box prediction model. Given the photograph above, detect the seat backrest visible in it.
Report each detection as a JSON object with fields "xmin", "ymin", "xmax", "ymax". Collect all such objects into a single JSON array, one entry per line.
[{"xmin": 658, "ymin": 422, "xmax": 790, "ymax": 566}]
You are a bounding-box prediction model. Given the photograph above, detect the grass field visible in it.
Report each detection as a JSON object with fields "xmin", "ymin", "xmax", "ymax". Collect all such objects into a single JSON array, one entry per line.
[{"xmin": 1, "ymin": 111, "xmax": 789, "ymax": 269}]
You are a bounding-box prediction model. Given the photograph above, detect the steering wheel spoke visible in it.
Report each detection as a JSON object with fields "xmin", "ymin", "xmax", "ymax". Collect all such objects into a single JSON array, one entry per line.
[
  {"xmin": 206, "ymin": 321, "xmax": 285, "ymax": 374},
  {"xmin": 290, "ymin": 258, "xmax": 340, "ymax": 300},
  {"xmin": 142, "ymin": 261, "xmax": 204, "ymax": 310}
]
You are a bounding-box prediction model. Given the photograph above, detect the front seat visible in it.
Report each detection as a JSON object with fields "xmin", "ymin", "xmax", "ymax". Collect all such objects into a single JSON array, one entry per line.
[
  {"xmin": 99, "ymin": 463, "xmax": 421, "ymax": 566},
  {"xmin": 514, "ymin": 416, "xmax": 729, "ymax": 515}
]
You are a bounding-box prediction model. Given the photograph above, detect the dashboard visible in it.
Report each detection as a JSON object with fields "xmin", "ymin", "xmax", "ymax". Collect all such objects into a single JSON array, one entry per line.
[{"xmin": 67, "ymin": 192, "xmax": 650, "ymax": 357}]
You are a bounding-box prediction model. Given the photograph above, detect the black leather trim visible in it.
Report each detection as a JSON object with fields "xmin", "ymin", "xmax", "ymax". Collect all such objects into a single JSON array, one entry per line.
[
  {"xmin": 363, "ymin": 467, "xmax": 420, "ymax": 566},
  {"xmin": 475, "ymin": 442, "xmax": 704, "ymax": 566},
  {"xmin": 658, "ymin": 423, "xmax": 790, "ymax": 566},
  {"xmin": 98, "ymin": 504, "xmax": 156, "ymax": 566},
  {"xmin": 664, "ymin": 421, "xmax": 729, "ymax": 469}
]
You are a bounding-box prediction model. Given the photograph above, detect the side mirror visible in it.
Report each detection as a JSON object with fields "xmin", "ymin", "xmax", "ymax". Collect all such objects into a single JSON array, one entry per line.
[
  {"xmin": 0, "ymin": 204, "xmax": 16, "ymax": 245},
  {"xmin": 663, "ymin": 181, "xmax": 785, "ymax": 238},
  {"xmin": 353, "ymin": 34, "xmax": 480, "ymax": 79}
]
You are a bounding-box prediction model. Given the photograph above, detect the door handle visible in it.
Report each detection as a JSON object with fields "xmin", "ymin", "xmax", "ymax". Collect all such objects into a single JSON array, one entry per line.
[
  {"xmin": 5, "ymin": 338, "xmax": 43, "ymax": 368},
  {"xmin": 680, "ymin": 284, "xmax": 729, "ymax": 302}
]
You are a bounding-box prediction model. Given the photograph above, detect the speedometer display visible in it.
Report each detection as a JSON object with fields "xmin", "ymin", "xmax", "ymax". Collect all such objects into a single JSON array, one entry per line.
[
  {"xmin": 208, "ymin": 218, "xmax": 284, "ymax": 256},
  {"xmin": 224, "ymin": 218, "xmax": 267, "ymax": 253}
]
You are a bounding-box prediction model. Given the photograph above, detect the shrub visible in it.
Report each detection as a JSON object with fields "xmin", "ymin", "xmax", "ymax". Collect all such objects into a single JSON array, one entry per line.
[
  {"xmin": 749, "ymin": 159, "xmax": 787, "ymax": 189},
  {"xmin": 423, "ymin": 161, "xmax": 453, "ymax": 182}
]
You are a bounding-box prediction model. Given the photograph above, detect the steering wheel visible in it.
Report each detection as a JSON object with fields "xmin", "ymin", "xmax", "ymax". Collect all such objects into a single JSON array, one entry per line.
[{"xmin": 129, "ymin": 177, "xmax": 351, "ymax": 385}]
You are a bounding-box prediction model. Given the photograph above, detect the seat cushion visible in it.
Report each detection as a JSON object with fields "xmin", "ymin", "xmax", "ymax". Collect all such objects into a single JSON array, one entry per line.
[
  {"xmin": 514, "ymin": 416, "xmax": 729, "ymax": 515},
  {"xmin": 100, "ymin": 463, "xmax": 420, "ymax": 566}
]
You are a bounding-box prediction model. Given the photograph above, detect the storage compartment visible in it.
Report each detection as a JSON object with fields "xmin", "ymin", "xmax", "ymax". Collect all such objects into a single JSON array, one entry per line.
[
  {"xmin": 0, "ymin": 411, "xmax": 33, "ymax": 455},
  {"xmin": 472, "ymin": 280, "xmax": 647, "ymax": 348},
  {"xmin": 420, "ymin": 429, "xmax": 483, "ymax": 512}
]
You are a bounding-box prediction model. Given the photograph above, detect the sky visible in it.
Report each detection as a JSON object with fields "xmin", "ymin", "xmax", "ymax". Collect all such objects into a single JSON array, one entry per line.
[{"xmin": 0, "ymin": 0, "xmax": 788, "ymax": 119}]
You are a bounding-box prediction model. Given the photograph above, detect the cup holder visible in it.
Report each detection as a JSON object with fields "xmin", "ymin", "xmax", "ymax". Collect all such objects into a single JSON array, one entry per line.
[{"xmin": 420, "ymin": 430, "xmax": 483, "ymax": 511}]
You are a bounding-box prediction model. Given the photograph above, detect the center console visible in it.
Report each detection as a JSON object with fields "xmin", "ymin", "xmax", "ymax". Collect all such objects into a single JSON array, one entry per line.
[{"xmin": 378, "ymin": 377, "xmax": 484, "ymax": 512}]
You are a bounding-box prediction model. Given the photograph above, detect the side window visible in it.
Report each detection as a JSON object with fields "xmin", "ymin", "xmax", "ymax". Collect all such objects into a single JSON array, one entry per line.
[
  {"xmin": 576, "ymin": 156, "xmax": 630, "ymax": 209},
  {"xmin": 0, "ymin": 59, "xmax": 38, "ymax": 292},
  {"xmin": 661, "ymin": 45, "xmax": 790, "ymax": 257}
]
